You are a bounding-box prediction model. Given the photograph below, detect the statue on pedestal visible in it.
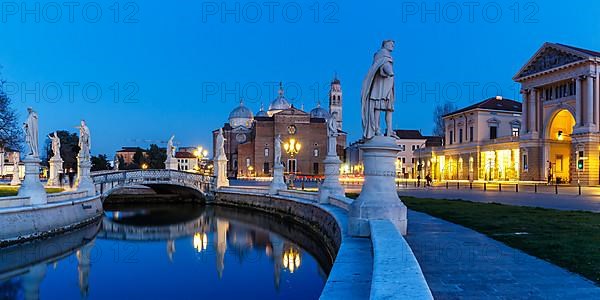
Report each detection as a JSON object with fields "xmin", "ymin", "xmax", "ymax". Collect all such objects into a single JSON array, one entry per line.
[
  {"xmin": 214, "ymin": 129, "xmax": 229, "ymax": 188},
  {"xmin": 361, "ymin": 40, "xmax": 398, "ymax": 140},
  {"xmin": 23, "ymin": 108, "xmax": 39, "ymax": 158},
  {"xmin": 10, "ymin": 152, "xmax": 20, "ymax": 185},
  {"xmin": 215, "ymin": 130, "xmax": 225, "ymax": 158},
  {"xmin": 274, "ymin": 134, "xmax": 282, "ymax": 166},
  {"xmin": 50, "ymin": 132, "xmax": 61, "ymax": 159},
  {"xmin": 319, "ymin": 112, "xmax": 345, "ymax": 203},
  {"xmin": 78, "ymin": 120, "xmax": 91, "ymax": 158},
  {"xmin": 349, "ymin": 40, "xmax": 407, "ymax": 237},
  {"xmin": 165, "ymin": 135, "xmax": 178, "ymax": 170},
  {"xmin": 167, "ymin": 135, "xmax": 175, "ymax": 158}
]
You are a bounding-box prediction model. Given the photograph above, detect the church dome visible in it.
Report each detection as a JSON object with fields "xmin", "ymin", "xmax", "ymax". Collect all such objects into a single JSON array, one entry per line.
[
  {"xmin": 256, "ymin": 103, "xmax": 268, "ymax": 117},
  {"xmin": 268, "ymin": 82, "xmax": 292, "ymax": 112},
  {"xmin": 309, "ymin": 102, "xmax": 330, "ymax": 119},
  {"xmin": 228, "ymin": 100, "xmax": 254, "ymax": 128}
]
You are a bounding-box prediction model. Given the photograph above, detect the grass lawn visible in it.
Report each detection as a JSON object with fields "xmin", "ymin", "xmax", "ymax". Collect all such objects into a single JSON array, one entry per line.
[
  {"xmin": 0, "ymin": 186, "xmax": 64, "ymax": 197},
  {"xmin": 346, "ymin": 193, "xmax": 600, "ymax": 283}
]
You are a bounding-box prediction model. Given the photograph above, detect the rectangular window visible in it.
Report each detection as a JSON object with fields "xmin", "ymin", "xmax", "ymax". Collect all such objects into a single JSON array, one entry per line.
[
  {"xmin": 523, "ymin": 154, "xmax": 528, "ymax": 171},
  {"xmin": 411, "ymin": 158, "xmax": 415, "ymax": 164},
  {"xmin": 469, "ymin": 126, "xmax": 474, "ymax": 142},
  {"xmin": 246, "ymin": 158, "xmax": 251, "ymax": 167},
  {"xmin": 264, "ymin": 148, "xmax": 269, "ymax": 157},
  {"xmin": 459, "ymin": 129, "xmax": 463, "ymax": 143},
  {"xmin": 263, "ymin": 162, "xmax": 270, "ymax": 174},
  {"xmin": 313, "ymin": 148, "xmax": 319, "ymax": 157},
  {"xmin": 489, "ymin": 126, "xmax": 497, "ymax": 140},
  {"xmin": 313, "ymin": 163, "xmax": 319, "ymax": 175},
  {"xmin": 449, "ymin": 130, "xmax": 454, "ymax": 145},
  {"xmin": 402, "ymin": 157, "xmax": 406, "ymax": 163}
]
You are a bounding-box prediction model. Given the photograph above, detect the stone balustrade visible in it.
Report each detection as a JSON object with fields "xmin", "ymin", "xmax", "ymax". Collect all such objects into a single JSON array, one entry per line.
[
  {"xmin": 47, "ymin": 191, "xmax": 89, "ymax": 203},
  {"xmin": 0, "ymin": 196, "xmax": 31, "ymax": 209}
]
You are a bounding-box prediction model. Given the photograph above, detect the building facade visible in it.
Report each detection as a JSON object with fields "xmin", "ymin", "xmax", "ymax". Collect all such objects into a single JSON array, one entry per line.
[
  {"xmin": 415, "ymin": 42, "xmax": 600, "ymax": 185},
  {"xmin": 213, "ymin": 80, "xmax": 346, "ymax": 178},
  {"xmin": 514, "ymin": 42, "xmax": 600, "ymax": 185}
]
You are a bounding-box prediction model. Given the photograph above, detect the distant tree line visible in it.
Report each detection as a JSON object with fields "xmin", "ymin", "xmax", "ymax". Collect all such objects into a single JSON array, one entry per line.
[{"xmin": 118, "ymin": 144, "xmax": 166, "ymax": 170}]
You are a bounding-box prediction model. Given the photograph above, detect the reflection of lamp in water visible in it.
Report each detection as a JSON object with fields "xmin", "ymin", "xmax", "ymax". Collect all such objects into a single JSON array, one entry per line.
[
  {"xmin": 193, "ymin": 232, "xmax": 208, "ymax": 252},
  {"xmin": 282, "ymin": 247, "xmax": 301, "ymax": 273}
]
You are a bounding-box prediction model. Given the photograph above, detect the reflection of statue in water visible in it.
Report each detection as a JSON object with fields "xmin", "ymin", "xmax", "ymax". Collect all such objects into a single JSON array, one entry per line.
[
  {"xmin": 49, "ymin": 132, "xmax": 61, "ymax": 159},
  {"xmin": 23, "ymin": 107, "xmax": 39, "ymax": 157},
  {"xmin": 274, "ymin": 134, "xmax": 282, "ymax": 166},
  {"xmin": 361, "ymin": 40, "xmax": 397, "ymax": 140}
]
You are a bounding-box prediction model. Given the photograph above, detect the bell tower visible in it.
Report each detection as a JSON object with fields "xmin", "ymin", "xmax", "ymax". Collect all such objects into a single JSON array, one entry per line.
[{"xmin": 329, "ymin": 75, "xmax": 343, "ymax": 130}]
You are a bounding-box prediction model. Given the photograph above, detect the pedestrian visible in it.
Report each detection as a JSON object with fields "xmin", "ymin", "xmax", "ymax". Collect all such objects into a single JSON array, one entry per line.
[{"xmin": 417, "ymin": 174, "xmax": 421, "ymax": 187}]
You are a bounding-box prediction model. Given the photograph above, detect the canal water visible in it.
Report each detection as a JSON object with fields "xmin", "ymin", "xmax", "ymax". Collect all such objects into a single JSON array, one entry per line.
[{"xmin": 0, "ymin": 202, "xmax": 333, "ymax": 299}]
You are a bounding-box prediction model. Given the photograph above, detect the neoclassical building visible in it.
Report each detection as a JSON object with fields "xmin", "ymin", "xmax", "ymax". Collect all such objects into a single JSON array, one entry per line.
[
  {"xmin": 417, "ymin": 42, "xmax": 600, "ymax": 185},
  {"xmin": 213, "ymin": 79, "xmax": 346, "ymax": 178},
  {"xmin": 515, "ymin": 42, "xmax": 600, "ymax": 185}
]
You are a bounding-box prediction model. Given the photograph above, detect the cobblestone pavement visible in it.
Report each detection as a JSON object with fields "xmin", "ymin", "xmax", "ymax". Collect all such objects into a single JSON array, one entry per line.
[{"xmin": 405, "ymin": 210, "xmax": 600, "ymax": 299}]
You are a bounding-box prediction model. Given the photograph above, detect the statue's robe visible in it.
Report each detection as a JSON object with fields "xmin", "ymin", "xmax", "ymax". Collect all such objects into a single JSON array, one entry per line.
[
  {"xmin": 24, "ymin": 112, "xmax": 39, "ymax": 156},
  {"xmin": 360, "ymin": 49, "xmax": 395, "ymax": 140}
]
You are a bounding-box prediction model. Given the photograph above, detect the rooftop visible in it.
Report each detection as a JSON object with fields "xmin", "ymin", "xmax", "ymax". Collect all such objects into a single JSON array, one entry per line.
[{"xmin": 444, "ymin": 96, "xmax": 522, "ymax": 117}]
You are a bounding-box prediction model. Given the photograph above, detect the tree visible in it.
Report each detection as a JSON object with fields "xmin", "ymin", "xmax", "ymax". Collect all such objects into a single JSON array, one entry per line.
[
  {"xmin": 146, "ymin": 144, "xmax": 166, "ymax": 169},
  {"xmin": 43, "ymin": 130, "xmax": 79, "ymax": 170},
  {"xmin": 91, "ymin": 154, "xmax": 111, "ymax": 171},
  {"xmin": 0, "ymin": 80, "xmax": 23, "ymax": 152},
  {"xmin": 131, "ymin": 149, "xmax": 146, "ymax": 169},
  {"xmin": 432, "ymin": 102, "xmax": 457, "ymax": 138}
]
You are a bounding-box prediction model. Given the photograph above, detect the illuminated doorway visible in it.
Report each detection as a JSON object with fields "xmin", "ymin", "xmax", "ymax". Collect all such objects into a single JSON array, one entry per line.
[{"xmin": 546, "ymin": 109, "xmax": 575, "ymax": 182}]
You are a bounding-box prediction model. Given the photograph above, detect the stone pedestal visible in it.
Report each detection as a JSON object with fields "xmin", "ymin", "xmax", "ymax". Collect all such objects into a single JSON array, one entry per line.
[
  {"xmin": 269, "ymin": 164, "xmax": 287, "ymax": 194},
  {"xmin": 75, "ymin": 154, "xmax": 95, "ymax": 195},
  {"xmin": 215, "ymin": 154, "xmax": 229, "ymax": 189},
  {"xmin": 165, "ymin": 157, "xmax": 178, "ymax": 170},
  {"xmin": 47, "ymin": 156, "xmax": 63, "ymax": 187},
  {"xmin": 10, "ymin": 165, "xmax": 21, "ymax": 186},
  {"xmin": 349, "ymin": 136, "xmax": 407, "ymax": 236},
  {"xmin": 17, "ymin": 156, "xmax": 47, "ymax": 205},
  {"xmin": 319, "ymin": 155, "xmax": 345, "ymax": 203}
]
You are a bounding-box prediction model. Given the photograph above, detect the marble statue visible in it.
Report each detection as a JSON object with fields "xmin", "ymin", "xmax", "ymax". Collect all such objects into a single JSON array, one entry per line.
[
  {"xmin": 78, "ymin": 120, "xmax": 91, "ymax": 156},
  {"xmin": 114, "ymin": 155, "xmax": 120, "ymax": 170},
  {"xmin": 327, "ymin": 112, "xmax": 339, "ymax": 137},
  {"xmin": 274, "ymin": 134, "xmax": 282, "ymax": 166},
  {"xmin": 12, "ymin": 152, "xmax": 19, "ymax": 172},
  {"xmin": 23, "ymin": 108, "xmax": 39, "ymax": 157},
  {"xmin": 167, "ymin": 135, "xmax": 175, "ymax": 158},
  {"xmin": 360, "ymin": 40, "xmax": 397, "ymax": 140},
  {"xmin": 216, "ymin": 130, "xmax": 225, "ymax": 158},
  {"xmin": 49, "ymin": 132, "xmax": 61, "ymax": 159}
]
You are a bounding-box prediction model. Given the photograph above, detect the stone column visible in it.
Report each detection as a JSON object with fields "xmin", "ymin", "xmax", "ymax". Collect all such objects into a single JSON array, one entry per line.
[
  {"xmin": 75, "ymin": 152, "xmax": 95, "ymax": 195},
  {"xmin": 319, "ymin": 135, "xmax": 344, "ymax": 203},
  {"xmin": 529, "ymin": 89, "xmax": 537, "ymax": 133},
  {"xmin": 47, "ymin": 156, "xmax": 63, "ymax": 187},
  {"xmin": 17, "ymin": 155, "xmax": 47, "ymax": 205},
  {"xmin": 349, "ymin": 136, "xmax": 407, "ymax": 236},
  {"xmin": 521, "ymin": 89, "xmax": 529, "ymax": 134},
  {"xmin": 595, "ymin": 73, "xmax": 600, "ymax": 126},
  {"xmin": 586, "ymin": 75, "xmax": 595, "ymax": 127},
  {"xmin": 576, "ymin": 77, "xmax": 582, "ymax": 126}
]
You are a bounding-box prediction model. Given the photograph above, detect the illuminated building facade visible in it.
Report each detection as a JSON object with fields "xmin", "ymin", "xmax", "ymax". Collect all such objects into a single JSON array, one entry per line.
[
  {"xmin": 416, "ymin": 96, "xmax": 522, "ymax": 181},
  {"xmin": 213, "ymin": 80, "xmax": 346, "ymax": 178},
  {"xmin": 515, "ymin": 43, "xmax": 600, "ymax": 185}
]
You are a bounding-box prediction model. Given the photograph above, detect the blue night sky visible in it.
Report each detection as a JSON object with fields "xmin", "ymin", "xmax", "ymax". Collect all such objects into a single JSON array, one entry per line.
[{"xmin": 1, "ymin": 0, "xmax": 599, "ymax": 156}]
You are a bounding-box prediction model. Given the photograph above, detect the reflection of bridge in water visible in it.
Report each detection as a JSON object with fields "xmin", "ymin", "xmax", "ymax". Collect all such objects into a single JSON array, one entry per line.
[
  {"xmin": 91, "ymin": 169, "xmax": 213, "ymax": 199},
  {"xmin": 98, "ymin": 204, "xmax": 333, "ymax": 284}
]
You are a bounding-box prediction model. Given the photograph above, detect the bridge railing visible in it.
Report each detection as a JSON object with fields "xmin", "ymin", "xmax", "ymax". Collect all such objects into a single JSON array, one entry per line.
[{"xmin": 91, "ymin": 169, "xmax": 214, "ymax": 194}]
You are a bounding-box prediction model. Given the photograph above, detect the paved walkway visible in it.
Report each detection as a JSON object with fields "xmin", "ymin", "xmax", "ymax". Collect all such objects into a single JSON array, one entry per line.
[
  {"xmin": 405, "ymin": 210, "xmax": 600, "ymax": 299},
  {"xmin": 399, "ymin": 187, "xmax": 600, "ymax": 212}
]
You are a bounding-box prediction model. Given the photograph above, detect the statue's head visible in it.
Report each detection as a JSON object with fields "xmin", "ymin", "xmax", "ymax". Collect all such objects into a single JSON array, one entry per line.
[
  {"xmin": 382, "ymin": 40, "xmax": 395, "ymax": 51},
  {"xmin": 81, "ymin": 120, "xmax": 86, "ymax": 126},
  {"xmin": 27, "ymin": 107, "xmax": 33, "ymax": 113}
]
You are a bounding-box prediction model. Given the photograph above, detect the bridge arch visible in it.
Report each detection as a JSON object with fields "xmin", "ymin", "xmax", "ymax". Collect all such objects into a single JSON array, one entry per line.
[{"xmin": 91, "ymin": 170, "xmax": 213, "ymax": 201}]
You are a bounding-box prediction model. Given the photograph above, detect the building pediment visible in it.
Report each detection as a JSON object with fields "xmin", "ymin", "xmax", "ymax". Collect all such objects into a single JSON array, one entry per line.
[
  {"xmin": 514, "ymin": 43, "xmax": 592, "ymax": 81},
  {"xmin": 273, "ymin": 106, "xmax": 309, "ymax": 116}
]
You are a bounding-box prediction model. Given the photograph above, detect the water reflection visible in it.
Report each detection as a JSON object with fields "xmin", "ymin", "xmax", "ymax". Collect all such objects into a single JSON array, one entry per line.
[{"xmin": 0, "ymin": 203, "xmax": 332, "ymax": 299}]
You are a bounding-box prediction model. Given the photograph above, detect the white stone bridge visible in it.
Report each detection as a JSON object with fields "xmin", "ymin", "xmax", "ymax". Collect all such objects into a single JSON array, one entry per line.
[{"xmin": 91, "ymin": 169, "xmax": 213, "ymax": 199}]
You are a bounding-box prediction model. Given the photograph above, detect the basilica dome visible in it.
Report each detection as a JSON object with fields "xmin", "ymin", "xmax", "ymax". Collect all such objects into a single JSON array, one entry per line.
[
  {"xmin": 268, "ymin": 82, "xmax": 292, "ymax": 113},
  {"xmin": 228, "ymin": 100, "xmax": 254, "ymax": 128},
  {"xmin": 256, "ymin": 103, "xmax": 268, "ymax": 117},
  {"xmin": 309, "ymin": 102, "xmax": 331, "ymax": 119}
]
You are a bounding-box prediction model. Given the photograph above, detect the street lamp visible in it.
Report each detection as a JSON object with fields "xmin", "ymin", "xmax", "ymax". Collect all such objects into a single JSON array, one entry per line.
[
  {"xmin": 141, "ymin": 163, "xmax": 148, "ymax": 170},
  {"xmin": 284, "ymin": 138, "xmax": 301, "ymax": 157}
]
